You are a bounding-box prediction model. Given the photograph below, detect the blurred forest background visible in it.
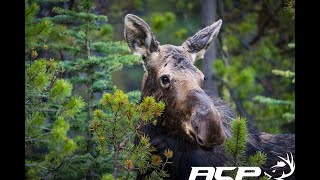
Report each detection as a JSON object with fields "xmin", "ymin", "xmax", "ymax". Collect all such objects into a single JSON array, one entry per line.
[{"xmin": 25, "ymin": 0, "xmax": 295, "ymax": 179}]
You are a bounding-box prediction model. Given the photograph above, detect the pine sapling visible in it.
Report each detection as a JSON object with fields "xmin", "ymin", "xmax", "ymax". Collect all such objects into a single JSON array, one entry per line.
[{"xmin": 224, "ymin": 117, "xmax": 267, "ymax": 179}]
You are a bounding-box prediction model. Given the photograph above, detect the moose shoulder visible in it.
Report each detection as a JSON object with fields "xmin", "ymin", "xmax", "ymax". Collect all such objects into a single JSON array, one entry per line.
[{"xmin": 124, "ymin": 14, "xmax": 295, "ymax": 180}]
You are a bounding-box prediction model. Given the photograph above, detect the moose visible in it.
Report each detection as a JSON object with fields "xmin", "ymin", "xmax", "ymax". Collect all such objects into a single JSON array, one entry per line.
[{"xmin": 124, "ymin": 14, "xmax": 295, "ymax": 180}]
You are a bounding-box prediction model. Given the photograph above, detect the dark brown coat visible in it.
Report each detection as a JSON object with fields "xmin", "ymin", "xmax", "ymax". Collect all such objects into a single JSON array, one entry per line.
[{"xmin": 124, "ymin": 14, "xmax": 295, "ymax": 180}]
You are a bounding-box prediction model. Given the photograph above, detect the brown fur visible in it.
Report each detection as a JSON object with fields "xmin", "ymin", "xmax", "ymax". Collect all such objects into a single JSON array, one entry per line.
[{"xmin": 124, "ymin": 14, "xmax": 295, "ymax": 180}]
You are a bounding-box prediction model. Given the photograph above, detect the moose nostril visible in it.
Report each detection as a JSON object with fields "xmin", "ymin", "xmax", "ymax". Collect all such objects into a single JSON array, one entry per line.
[
  {"xmin": 196, "ymin": 137, "xmax": 204, "ymax": 145},
  {"xmin": 194, "ymin": 125, "xmax": 199, "ymax": 131}
]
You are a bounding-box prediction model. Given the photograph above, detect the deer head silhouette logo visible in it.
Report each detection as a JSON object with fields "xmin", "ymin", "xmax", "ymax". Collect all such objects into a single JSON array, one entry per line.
[{"xmin": 264, "ymin": 152, "xmax": 295, "ymax": 180}]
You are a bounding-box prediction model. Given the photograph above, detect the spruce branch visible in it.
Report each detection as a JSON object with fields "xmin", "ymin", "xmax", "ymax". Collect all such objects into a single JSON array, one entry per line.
[{"xmin": 112, "ymin": 106, "xmax": 120, "ymax": 179}]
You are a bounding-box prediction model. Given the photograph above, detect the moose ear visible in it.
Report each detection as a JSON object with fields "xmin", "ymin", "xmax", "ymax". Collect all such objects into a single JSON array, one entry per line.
[
  {"xmin": 182, "ymin": 19, "xmax": 222, "ymax": 63},
  {"xmin": 124, "ymin": 14, "xmax": 160, "ymax": 58}
]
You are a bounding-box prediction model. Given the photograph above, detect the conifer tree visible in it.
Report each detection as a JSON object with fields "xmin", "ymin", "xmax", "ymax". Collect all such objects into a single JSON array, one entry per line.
[
  {"xmin": 211, "ymin": 0, "xmax": 295, "ymax": 133},
  {"xmin": 26, "ymin": 0, "xmax": 172, "ymax": 179},
  {"xmin": 93, "ymin": 90, "xmax": 172, "ymax": 179},
  {"xmin": 47, "ymin": 0, "xmax": 140, "ymax": 139},
  {"xmin": 252, "ymin": 1, "xmax": 295, "ymax": 131},
  {"xmin": 45, "ymin": 0, "xmax": 143, "ymax": 178},
  {"xmin": 224, "ymin": 117, "xmax": 268, "ymax": 179},
  {"xmin": 26, "ymin": 57, "xmax": 87, "ymax": 179},
  {"xmin": 25, "ymin": 1, "xmax": 88, "ymax": 179}
]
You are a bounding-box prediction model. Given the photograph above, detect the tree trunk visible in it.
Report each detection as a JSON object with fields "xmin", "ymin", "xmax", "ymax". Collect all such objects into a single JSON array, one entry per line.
[{"xmin": 201, "ymin": 0, "xmax": 218, "ymax": 93}]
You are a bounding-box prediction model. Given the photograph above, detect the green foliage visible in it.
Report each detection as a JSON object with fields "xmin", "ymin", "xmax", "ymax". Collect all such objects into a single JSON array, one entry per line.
[
  {"xmin": 284, "ymin": 0, "xmax": 295, "ymax": 19},
  {"xmin": 174, "ymin": 0, "xmax": 200, "ymax": 13},
  {"xmin": 174, "ymin": 28, "xmax": 188, "ymax": 39},
  {"xmin": 25, "ymin": 58, "xmax": 86, "ymax": 179},
  {"xmin": 48, "ymin": 0, "xmax": 140, "ymax": 98},
  {"xmin": 272, "ymin": 69, "xmax": 295, "ymax": 83},
  {"xmin": 253, "ymin": 96, "xmax": 294, "ymax": 106},
  {"xmin": 147, "ymin": 11, "xmax": 193, "ymax": 46},
  {"xmin": 91, "ymin": 90, "xmax": 170, "ymax": 179},
  {"xmin": 288, "ymin": 43, "xmax": 295, "ymax": 49},
  {"xmin": 150, "ymin": 12, "xmax": 176, "ymax": 33},
  {"xmin": 214, "ymin": 0, "xmax": 295, "ymax": 133},
  {"xmin": 24, "ymin": 0, "xmax": 100, "ymax": 179},
  {"xmin": 101, "ymin": 173, "xmax": 114, "ymax": 180},
  {"xmin": 49, "ymin": 79, "xmax": 72, "ymax": 102},
  {"xmin": 224, "ymin": 117, "xmax": 267, "ymax": 179},
  {"xmin": 26, "ymin": 1, "xmax": 170, "ymax": 179},
  {"xmin": 25, "ymin": 0, "xmax": 52, "ymax": 49},
  {"xmin": 225, "ymin": 117, "xmax": 248, "ymax": 166},
  {"xmin": 26, "ymin": 0, "xmax": 295, "ymax": 179},
  {"xmin": 253, "ymin": 42, "xmax": 295, "ymax": 131},
  {"xmin": 253, "ymin": 71, "xmax": 295, "ymax": 125},
  {"xmin": 247, "ymin": 151, "xmax": 267, "ymax": 167}
]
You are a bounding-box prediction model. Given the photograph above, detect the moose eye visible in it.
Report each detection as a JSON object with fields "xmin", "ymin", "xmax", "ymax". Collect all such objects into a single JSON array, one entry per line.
[{"xmin": 160, "ymin": 75, "xmax": 171, "ymax": 87}]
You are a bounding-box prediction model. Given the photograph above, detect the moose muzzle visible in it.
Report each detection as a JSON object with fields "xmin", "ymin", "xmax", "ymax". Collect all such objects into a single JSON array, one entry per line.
[{"xmin": 188, "ymin": 90, "xmax": 227, "ymax": 148}]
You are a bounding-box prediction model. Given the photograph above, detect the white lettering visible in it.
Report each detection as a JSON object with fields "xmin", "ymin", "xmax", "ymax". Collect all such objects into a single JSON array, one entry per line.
[
  {"xmin": 235, "ymin": 167, "xmax": 261, "ymax": 180},
  {"xmin": 189, "ymin": 167, "xmax": 215, "ymax": 180},
  {"xmin": 215, "ymin": 167, "xmax": 236, "ymax": 180},
  {"xmin": 189, "ymin": 167, "xmax": 262, "ymax": 180}
]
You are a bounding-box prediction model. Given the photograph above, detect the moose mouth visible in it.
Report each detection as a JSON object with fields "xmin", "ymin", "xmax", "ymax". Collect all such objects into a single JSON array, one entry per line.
[
  {"xmin": 188, "ymin": 128, "xmax": 216, "ymax": 150},
  {"xmin": 187, "ymin": 113, "xmax": 226, "ymax": 151}
]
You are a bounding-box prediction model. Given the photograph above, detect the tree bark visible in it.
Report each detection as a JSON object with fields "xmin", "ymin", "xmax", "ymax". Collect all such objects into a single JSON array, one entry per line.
[{"xmin": 201, "ymin": 0, "xmax": 218, "ymax": 93}]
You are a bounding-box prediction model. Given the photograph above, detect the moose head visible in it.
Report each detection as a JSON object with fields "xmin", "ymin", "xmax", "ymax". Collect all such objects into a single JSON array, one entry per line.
[{"xmin": 124, "ymin": 14, "xmax": 226, "ymax": 149}]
